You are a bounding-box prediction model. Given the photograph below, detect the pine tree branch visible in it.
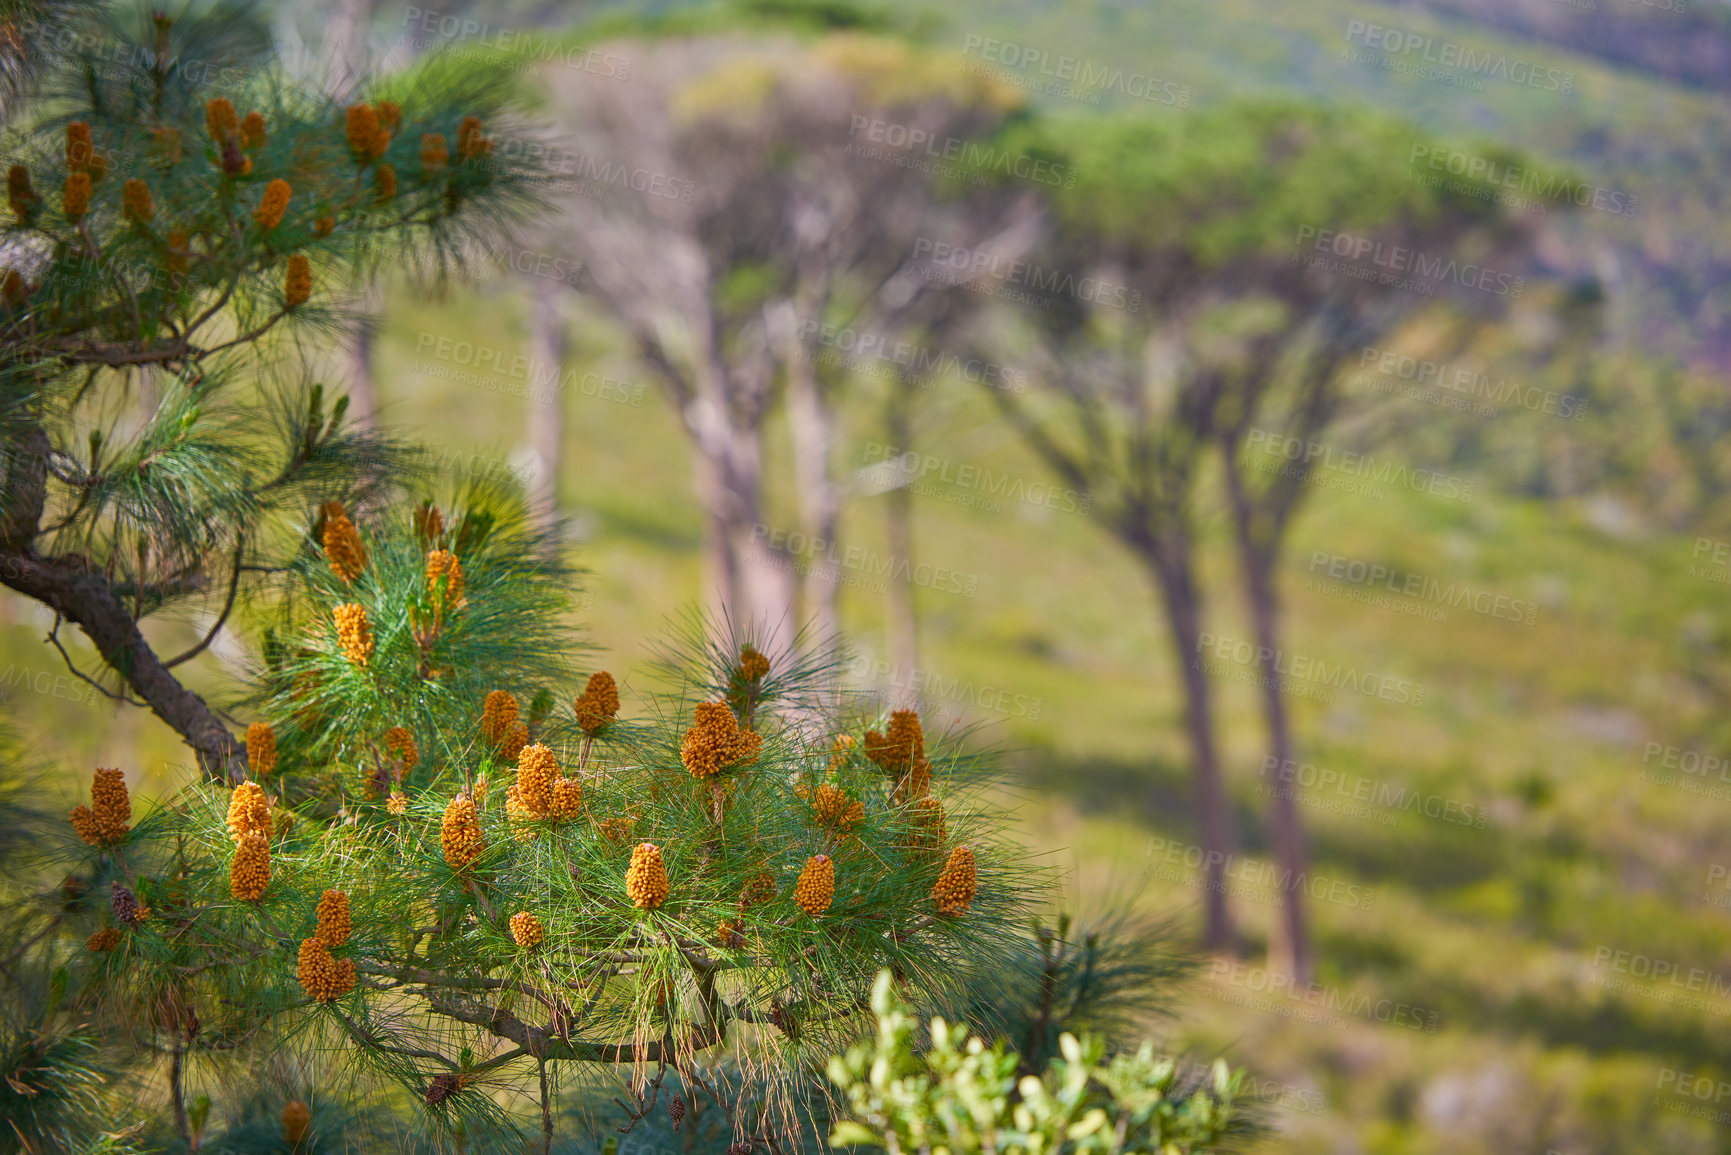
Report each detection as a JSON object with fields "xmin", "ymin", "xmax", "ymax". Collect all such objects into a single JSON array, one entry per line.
[{"xmin": 0, "ymin": 549, "xmax": 240, "ymax": 777}]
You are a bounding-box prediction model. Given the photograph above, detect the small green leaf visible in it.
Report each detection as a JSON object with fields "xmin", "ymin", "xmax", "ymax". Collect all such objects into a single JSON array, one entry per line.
[{"xmin": 828, "ymin": 1121, "xmax": 883, "ymax": 1147}]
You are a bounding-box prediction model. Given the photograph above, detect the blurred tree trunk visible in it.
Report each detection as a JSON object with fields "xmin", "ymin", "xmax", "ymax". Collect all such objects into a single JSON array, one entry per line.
[
  {"xmin": 1138, "ymin": 535, "xmax": 1238, "ymax": 953},
  {"xmin": 345, "ymin": 292, "xmax": 377, "ymax": 427},
  {"xmin": 883, "ymin": 374, "xmax": 919, "ymax": 702},
  {"xmin": 527, "ymin": 280, "xmax": 565, "ymax": 539},
  {"xmin": 324, "ymin": 0, "xmax": 375, "ymax": 425},
  {"xmin": 1222, "ymin": 462, "xmax": 1311, "ymax": 982},
  {"xmin": 785, "ymin": 325, "xmax": 839, "ymax": 645},
  {"xmin": 321, "ymin": 0, "xmax": 372, "ymax": 90}
]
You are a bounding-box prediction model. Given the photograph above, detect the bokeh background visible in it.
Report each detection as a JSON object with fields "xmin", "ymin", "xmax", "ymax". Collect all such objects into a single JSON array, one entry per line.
[{"xmin": 7, "ymin": 0, "xmax": 1731, "ymax": 1151}]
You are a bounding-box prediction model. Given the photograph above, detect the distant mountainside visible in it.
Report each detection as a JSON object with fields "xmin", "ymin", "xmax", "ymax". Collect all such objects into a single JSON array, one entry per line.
[{"xmin": 1383, "ymin": 0, "xmax": 1731, "ymax": 92}]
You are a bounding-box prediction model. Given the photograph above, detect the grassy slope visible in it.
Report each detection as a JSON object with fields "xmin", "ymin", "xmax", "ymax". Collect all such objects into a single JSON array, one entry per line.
[{"xmin": 3, "ymin": 4, "xmax": 1729, "ymax": 1151}]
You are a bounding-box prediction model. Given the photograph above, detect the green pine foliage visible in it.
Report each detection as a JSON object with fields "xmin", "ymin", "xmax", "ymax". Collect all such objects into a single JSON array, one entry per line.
[{"xmin": 45, "ymin": 492, "xmax": 1047, "ymax": 1147}]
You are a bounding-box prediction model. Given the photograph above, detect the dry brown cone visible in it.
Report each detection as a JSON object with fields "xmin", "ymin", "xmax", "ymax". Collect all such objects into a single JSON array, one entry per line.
[
  {"xmin": 321, "ymin": 502, "xmax": 367, "ymax": 582},
  {"xmin": 7, "ymin": 164, "xmax": 35, "ymax": 219},
  {"xmin": 284, "ymin": 254, "xmax": 311, "ymax": 307},
  {"xmin": 111, "ymin": 881, "xmax": 148, "ymax": 926},
  {"xmin": 810, "ymin": 784, "xmax": 864, "ymax": 832},
  {"xmin": 865, "ymin": 709, "xmax": 924, "ymax": 773},
  {"xmin": 440, "ymin": 794, "xmax": 484, "ymax": 870},
  {"xmin": 315, "ymin": 889, "xmax": 351, "ymax": 947},
  {"xmin": 121, "ymin": 177, "xmax": 152, "ymax": 223},
  {"xmin": 573, "ymin": 671, "xmax": 618, "ymax": 735},
  {"xmin": 65, "ymin": 121, "xmax": 92, "ymax": 169},
  {"xmin": 246, "ymin": 722, "xmax": 276, "ymax": 777},
  {"xmin": 680, "ymin": 701, "xmax": 761, "ymax": 780},
  {"xmin": 625, "ymin": 842, "xmax": 668, "ymax": 910},
  {"xmin": 296, "ymin": 937, "xmax": 354, "ymax": 1003},
  {"xmin": 515, "ymin": 743, "xmax": 558, "ymax": 816},
  {"xmin": 384, "ymin": 726, "xmax": 418, "ymax": 778},
  {"xmin": 68, "ymin": 805, "xmax": 100, "ymax": 846},
  {"xmin": 334, "ymin": 603, "xmax": 373, "ymax": 666},
  {"xmin": 509, "ymin": 911, "xmax": 544, "ymax": 948},
  {"xmin": 89, "ymin": 768, "xmax": 130, "ymax": 843},
  {"xmin": 230, "ymin": 833, "xmax": 270, "ymax": 901},
  {"xmin": 425, "ymin": 1072, "xmax": 471, "ymax": 1105},
  {"xmin": 254, "ymin": 177, "xmax": 290, "ymax": 230},
  {"xmin": 345, "ymin": 104, "xmax": 381, "ymax": 159},
  {"xmin": 206, "ymin": 98, "xmax": 238, "ymax": 142},
  {"xmin": 794, "ymin": 854, "xmax": 835, "ymax": 916},
  {"xmin": 70, "ymin": 768, "xmax": 129, "ymax": 847},
  {"xmin": 551, "ymin": 776, "xmax": 583, "ymax": 821},
  {"xmin": 481, "ymin": 690, "xmax": 519, "ymax": 747},
  {"xmin": 931, "ymin": 844, "xmax": 977, "ymax": 916},
  {"xmin": 426, "ymin": 549, "xmax": 465, "ymax": 608},
  {"xmin": 281, "ymin": 1100, "xmax": 310, "ymax": 1145},
  {"xmin": 227, "ymin": 781, "xmax": 271, "ymax": 843},
  {"xmin": 86, "ymin": 927, "xmax": 121, "ymax": 952}
]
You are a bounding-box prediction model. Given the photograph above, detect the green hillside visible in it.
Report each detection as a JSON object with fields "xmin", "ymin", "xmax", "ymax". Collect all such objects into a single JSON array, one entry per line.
[{"xmin": 3, "ymin": 1, "xmax": 1725, "ymax": 1150}]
